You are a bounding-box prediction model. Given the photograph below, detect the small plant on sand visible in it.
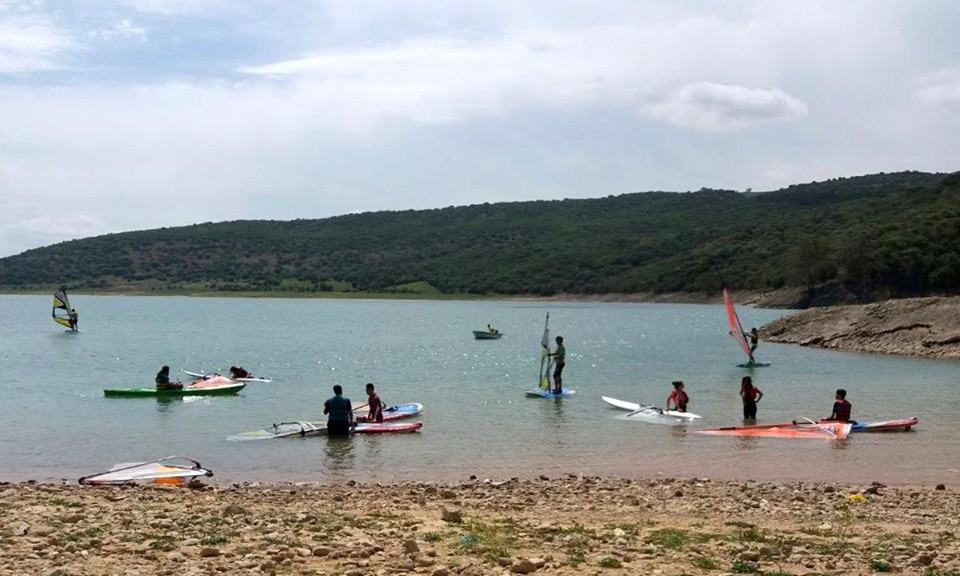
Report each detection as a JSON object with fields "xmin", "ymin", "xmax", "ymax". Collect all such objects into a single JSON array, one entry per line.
[
  {"xmin": 201, "ymin": 533, "xmax": 229, "ymax": 546},
  {"xmin": 148, "ymin": 535, "xmax": 177, "ymax": 551},
  {"xmin": 648, "ymin": 528, "xmax": 690, "ymax": 549},
  {"xmin": 423, "ymin": 531, "xmax": 442, "ymax": 542},
  {"xmin": 66, "ymin": 526, "xmax": 103, "ymax": 542},
  {"xmin": 731, "ymin": 558, "xmax": 759, "ymax": 573},
  {"xmin": 458, "ymin": 518, "xmax": 515, "ymax": 560},
  {"xmin": 735, "ymin": 526, "xmax": 767, "ymax": 543},
  {"xmin": 692, "ymin": 556, "xmax": 718, "ymax": 569},
  {"xmin": 869, "ymin": 559, "xmax": 893, "ymax": 572},
  {"xmin": 598, "ymin": 557, "xmax": 622, "ymax": 568}
]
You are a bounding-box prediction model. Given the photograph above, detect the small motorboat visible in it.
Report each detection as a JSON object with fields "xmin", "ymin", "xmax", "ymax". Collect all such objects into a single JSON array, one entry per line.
[{"xmin": 473, "ymin": 329, "xmax": 503, "ymax": 340}]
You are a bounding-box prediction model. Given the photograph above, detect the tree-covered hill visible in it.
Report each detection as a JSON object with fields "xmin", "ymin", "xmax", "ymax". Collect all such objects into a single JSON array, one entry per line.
[{"xmin": 1, "ymin": 171, "xmax": 958, "ymax": 301}]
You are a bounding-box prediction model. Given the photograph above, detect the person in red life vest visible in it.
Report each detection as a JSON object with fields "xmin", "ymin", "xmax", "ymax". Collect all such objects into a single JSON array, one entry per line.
[
  {"xmin": 739, "ymin": 376, "xmax": 763, "ymax": 421},
  {"xmin": 666, "ymin": 380, "xmax": 689, "ymax": 412},
  {"xmin": 364, "ymin": 382, "xmax": 384, "ymax": 424},
  {"xmin": 828, "ymin": 388, "xmax": 853, "ymax": 422}
]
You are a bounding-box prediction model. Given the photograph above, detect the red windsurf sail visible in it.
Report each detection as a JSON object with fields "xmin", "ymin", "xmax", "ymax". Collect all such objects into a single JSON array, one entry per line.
[{"xmin": 723, "ymin": 288, "xmax": 754, "ymax": 362}]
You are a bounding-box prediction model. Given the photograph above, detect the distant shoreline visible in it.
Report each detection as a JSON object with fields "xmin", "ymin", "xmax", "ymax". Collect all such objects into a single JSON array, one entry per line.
[{"xmin": 762, "ymin": 296, "xmax": 960, "ymax": 360}]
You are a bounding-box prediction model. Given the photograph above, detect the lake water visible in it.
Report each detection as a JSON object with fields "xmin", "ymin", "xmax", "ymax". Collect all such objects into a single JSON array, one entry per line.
[{"xmin": 1, "ymin": 295, "xmax": 957, "ymax": 486}]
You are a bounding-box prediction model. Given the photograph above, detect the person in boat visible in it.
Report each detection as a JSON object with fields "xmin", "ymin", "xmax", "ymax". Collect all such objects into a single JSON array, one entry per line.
[
  {"xmin": 229, "ymin": 366, "xmax": 251, "ymax": 379},
  {"xmin": 666, "ymin": 380, "xmax": 689, "ymax": 412},
  {"xmin": 487, "ymin": 324, "xmax": 498, "ymax": 334},
  {"xmin": 155, "ymin": 366, "xmax": 183, "ymax": 390},
  {"xmin": 828, "ymin": 389, "xmax": 853, "ymax": 422},
  {"xmin": 748, "ymin": 327, "xmax": 759, "ymax": 354},
  {"xmin": 323, "ymin": 384, "xmax": 354, "ymax": 436},
  {"xmin": 365, "ymin": 382, "xmax": 384, "ymax": 424},
  {"xmin": 550, "ymin": 335, "xmax": 566, "ymax": 394},
  {"xmin": 739, "ymin": 376, "xmax": 763, "ymax": 420},
  {"xmin": 68, "ymin": 308, "xmax": 79, "ymax": 331}
]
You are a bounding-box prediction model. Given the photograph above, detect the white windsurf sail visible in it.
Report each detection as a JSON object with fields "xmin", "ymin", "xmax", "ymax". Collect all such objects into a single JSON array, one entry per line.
[
  {"xmin": 723, "ymin": 288, "xmax": 754, "ymax": 363},
  {"xmin": 538, "ymin": 312, "xmax": 552, "ymax": 390},
  {"xmin": 52, "ymin": 287, "xmax": 77, "ymax": 331},
  {"xmin": 78, "ymin": 456, "xmax": 213, "ymax": 485}
]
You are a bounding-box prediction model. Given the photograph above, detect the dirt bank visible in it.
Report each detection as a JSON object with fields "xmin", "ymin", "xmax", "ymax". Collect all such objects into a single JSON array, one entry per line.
[
  {"xmin": 2, "ymin": 477, "xmax": 958, "ymax": 576},
  {"xmin": 761, "ymin": 296, "xmax": 960, "ymax": 359}
]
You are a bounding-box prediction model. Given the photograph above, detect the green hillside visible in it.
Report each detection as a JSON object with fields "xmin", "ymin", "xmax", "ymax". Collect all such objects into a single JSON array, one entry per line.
[{"xmin": 1, "ymin": 171, "xmax": 958, "ymax": 302}]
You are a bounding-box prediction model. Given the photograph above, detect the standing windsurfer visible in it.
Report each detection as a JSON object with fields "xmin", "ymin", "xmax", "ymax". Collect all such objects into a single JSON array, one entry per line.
[
  {"xmin": 666, "ymin": 380, "xmax": 689, "ymax": 412},
  {"xmin": 155, "ymin": 366, "xmax": 183, "ymax": 390},
  {"xmin": 550, "ymin": 336, "xmax": 566, "ymax": 394},
  {"xmin": 324, "ymin": 384, "xmax": 354, "ymax": 436},
  {"xmin": 68, "ymin": 308, "xmax": 78, "ymax": 331},
  {"xmin": 748, "ymin": 328, "xmax": 759, "ymax": 355},
  {"xmin": 739, "ymin": 376, "xmax": 763, "ymax": 420}
]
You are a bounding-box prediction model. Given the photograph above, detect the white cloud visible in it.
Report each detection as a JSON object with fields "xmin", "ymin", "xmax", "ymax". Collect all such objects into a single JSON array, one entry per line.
[
  {"xmin": 645, "ymin": 82, "xmax": 808, "ymax": 131},
  {"xmin": 88, "ymin": 19, "xmax": 146, "ymax": 42},
  {"xmin": 913, "ymin": 70, "xmax": 960, "ymax": 107},
  {"xmin": 0, "ymin": 6, "xmax": 74, "ymax": 72}
]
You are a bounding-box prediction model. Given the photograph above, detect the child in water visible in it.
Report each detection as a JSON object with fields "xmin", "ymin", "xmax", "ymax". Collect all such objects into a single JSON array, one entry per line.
[{"xmin": 666, "ymin": 380, "xmax": 689, "ymax": 412}]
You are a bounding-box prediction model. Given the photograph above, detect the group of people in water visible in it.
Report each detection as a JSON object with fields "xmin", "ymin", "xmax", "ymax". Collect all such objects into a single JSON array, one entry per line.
[
  {"xmin": 322, "ymin": 382, "xmax": 385, "ymax": 435},
  {"xmin": 154, "ymin": 365, "xmax": 253, "ymax": 390},
  {"xmin": 664, "ymin": 377, "xmax": 854, "ymax": 423}
]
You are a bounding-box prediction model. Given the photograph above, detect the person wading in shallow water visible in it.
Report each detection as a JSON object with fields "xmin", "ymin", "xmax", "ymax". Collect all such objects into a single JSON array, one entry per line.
[
  {"xmin": 666, "ymin": 380, "xmax": 689, "ymax": 412},
  {"xmin": 739, "ymin": 376, "xmax": 763, "ymax": 421},
  {"xmin": 323, "ymin": 384, "xmax": 354, "ymax": 436}
]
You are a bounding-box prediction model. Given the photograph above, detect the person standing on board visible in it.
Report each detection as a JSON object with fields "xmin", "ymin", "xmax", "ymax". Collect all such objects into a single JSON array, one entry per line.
[
  {"xmin": 68, "ymin": 308, "xmax": 79, "ymax": 331},
  {"xmin": 666, "ymin": 380, "xmax": 689, "ymax": 412},
  {"xmin": 323, "ymin": 384, "xmax": 354, "ymax": 436},
  {"xmin": 739, "ymin": 376, "xmax": 763, "ymax": 420},
  {"xmin": 748, "ymin": 327, "xmax": 759, "ymax": 355},
  {"xmin": 155, "ymin": 366, "xmax": 182, "ymax": 390},
  {"xmin": 364, "ymin": 382, "xmax": 384, "ymax": 423},
  {"xmin": 550, "ymin": 335, "xmax": 566, "ymax": 394},
  {"xmin": 828, "ymin": 389, "xmax": 853, "ymax": 422}
]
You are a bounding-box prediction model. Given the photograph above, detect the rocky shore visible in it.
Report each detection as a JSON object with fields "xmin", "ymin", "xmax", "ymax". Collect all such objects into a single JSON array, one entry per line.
[
  {"xmin": 762, "ymin": 296, "xmax": 960, "ymax": 359},
  {"xmin": 3, "ymin": 476, "xmax": 958, "ymax": 576}
]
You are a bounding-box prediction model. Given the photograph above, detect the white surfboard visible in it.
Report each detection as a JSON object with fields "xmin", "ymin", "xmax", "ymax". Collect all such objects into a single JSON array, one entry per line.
[{"xmin": 601, "ymin": 396, "xmax": 701, "ymax": 420}]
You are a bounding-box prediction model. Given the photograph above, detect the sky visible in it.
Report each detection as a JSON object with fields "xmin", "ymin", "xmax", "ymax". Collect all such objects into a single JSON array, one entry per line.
[{"xmin": 1, "ymin": 1, "xmax": 959, "ymax": 257}]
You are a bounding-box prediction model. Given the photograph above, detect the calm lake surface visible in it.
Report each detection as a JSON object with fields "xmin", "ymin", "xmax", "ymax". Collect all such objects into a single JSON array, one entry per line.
[{"xmin": 1, "ymin": 295, "xmax": 957, "ymax": 486}]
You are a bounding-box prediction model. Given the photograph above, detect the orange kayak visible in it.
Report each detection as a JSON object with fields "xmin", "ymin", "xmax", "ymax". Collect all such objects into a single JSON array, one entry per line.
[{"xmin": 693, "ymin": 421, "xmax": 852, "ymax": 440}]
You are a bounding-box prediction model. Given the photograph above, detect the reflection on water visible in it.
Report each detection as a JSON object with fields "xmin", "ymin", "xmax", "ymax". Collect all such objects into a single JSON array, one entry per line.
[{"xmin": 323, "ymin": 436, "xmax": 356, "ymax": 473}]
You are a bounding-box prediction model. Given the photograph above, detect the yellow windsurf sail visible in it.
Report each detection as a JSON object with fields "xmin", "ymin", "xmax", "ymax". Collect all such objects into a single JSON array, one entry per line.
[{"xmin": 52, "ymin": 287, "xmax": 78, "ymax": 331}]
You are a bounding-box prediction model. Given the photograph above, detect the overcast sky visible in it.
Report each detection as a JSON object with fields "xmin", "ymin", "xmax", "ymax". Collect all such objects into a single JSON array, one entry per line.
[{"xmin": 1, "ymin": 1, "xmax": 958, "ymax": 257}]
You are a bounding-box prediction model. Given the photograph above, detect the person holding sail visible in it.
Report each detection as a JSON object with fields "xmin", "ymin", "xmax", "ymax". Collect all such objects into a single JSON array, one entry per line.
[
  {"xmin": 68, "ymin": 308, "xmax": 79, "ymax": 331},
  {"xmin": 549, "ymin": 336, "xmax": 566, "ymax": 394},
  {"xmin": 747, "ymin": 327, "xmax": 759, "ymax": 354}
]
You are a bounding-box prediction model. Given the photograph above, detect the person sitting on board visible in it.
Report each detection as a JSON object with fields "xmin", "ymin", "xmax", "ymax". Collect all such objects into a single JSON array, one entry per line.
[
  {"xmin": 666, "ymin": 380, "xmax": 689, "ymax": 412},
  {"xmin": 323, "ymin": 384, "xmax": 354, "ymax": 436},
  {"xmin": 828, "ymin": 389, "xmax": 853, "ymax": 422},
  {"xmin": 155, "ymin": 366, "xmax": 183, "ymax": 390},
  {"xmin": 487, "ymin": 324, "xmax": 498, "ymax": 334},
  {"xmin": 748, "ymin": 327, "xmax": 759, "ymax": 354},
  {"xmin": 739, "ymin": 376, "xmax": 763, "ymax": 420},
  {"xmin": 229, "ymin": 366, "xmax": 251, "ymax": 379},
  {"xmin": 550, "ymin": 335, "xmax": 566, "ymax": 394},
  {"xmin": 365, "ymin": 382, "xmax": 385, "ymax": 423}
]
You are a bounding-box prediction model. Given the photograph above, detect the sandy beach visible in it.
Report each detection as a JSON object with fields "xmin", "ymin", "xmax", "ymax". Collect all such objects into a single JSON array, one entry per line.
[{"xmin": 3, "ymin": 476, "xmax": 958, "ymax": 576}]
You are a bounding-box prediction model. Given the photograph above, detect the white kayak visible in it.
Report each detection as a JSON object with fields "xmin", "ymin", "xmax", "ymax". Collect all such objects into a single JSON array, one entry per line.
[{"xmin": 602, "ymin": 396, "xmax": 701, "ymax": 425}]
